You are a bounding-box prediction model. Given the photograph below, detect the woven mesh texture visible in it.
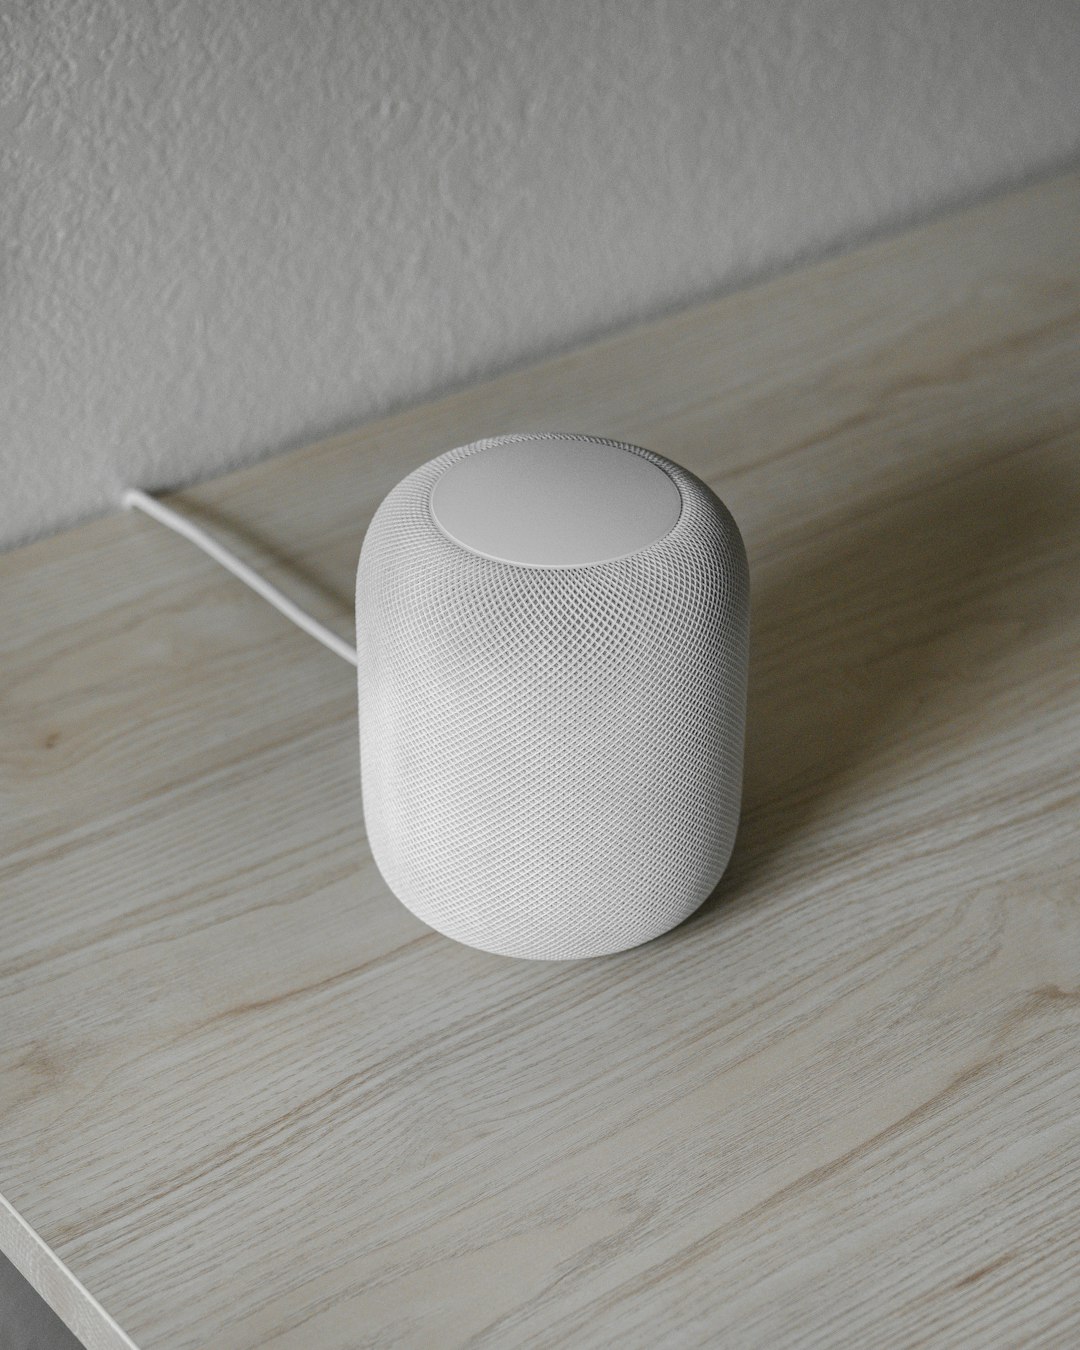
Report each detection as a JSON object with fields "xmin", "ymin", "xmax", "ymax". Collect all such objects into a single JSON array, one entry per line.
[{"xmin": 356, "ymin": 434, "xmax": 749, "ymax": 960}]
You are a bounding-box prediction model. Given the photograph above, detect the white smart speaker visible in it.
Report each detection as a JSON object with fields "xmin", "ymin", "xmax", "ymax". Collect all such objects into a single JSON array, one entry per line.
[{"xmin": 356, "ymin": 433, "xmax": 749, "ymax": 960}]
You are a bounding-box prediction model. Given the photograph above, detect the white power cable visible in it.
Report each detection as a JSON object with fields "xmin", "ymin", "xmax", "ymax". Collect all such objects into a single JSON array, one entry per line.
[{"xmin": 121, "ymin": 488, "xmax": 358, "ymax": 668}]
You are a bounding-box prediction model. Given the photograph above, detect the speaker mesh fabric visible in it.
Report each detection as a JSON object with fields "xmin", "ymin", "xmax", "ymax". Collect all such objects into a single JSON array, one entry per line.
[{"xmin": 356, "ymin": 434, "xmax": 749, "ymax": 960}]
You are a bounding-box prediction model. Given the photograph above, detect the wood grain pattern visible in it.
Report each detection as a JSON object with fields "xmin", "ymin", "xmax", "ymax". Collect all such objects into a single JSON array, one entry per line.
[{"xmin": 2, "ymin": 171, "xmax": 1079, "ymax": 1350}]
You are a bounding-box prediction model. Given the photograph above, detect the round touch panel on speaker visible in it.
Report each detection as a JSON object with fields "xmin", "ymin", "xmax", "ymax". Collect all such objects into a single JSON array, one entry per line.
[{"xmin": 429, "ymin": 435, "xmax": 683, "ymax": 567}]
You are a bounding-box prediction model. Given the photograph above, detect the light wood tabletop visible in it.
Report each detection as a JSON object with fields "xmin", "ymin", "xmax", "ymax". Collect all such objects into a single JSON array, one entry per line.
[{"xmin": 2, "ymin": 170, "xmax": 1079, "ymax": 1350}]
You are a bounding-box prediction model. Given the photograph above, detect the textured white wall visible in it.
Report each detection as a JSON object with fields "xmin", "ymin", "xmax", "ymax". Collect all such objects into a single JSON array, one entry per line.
[{"xmin": 3, "ymin": 0, "xmax": 1079, "ymax": 549}]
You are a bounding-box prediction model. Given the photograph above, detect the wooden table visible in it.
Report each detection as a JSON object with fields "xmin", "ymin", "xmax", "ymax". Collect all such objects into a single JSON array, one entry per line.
[{"xmin": 3, "ymin": 171, "xmax": 1079, "ymax": 1350}]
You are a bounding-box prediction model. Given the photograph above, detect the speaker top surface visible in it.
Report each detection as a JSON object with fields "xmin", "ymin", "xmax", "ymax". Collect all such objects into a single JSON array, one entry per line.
[{"xmin": 428, "ymin": 435, "xmax": 683, "ymax": 568}]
